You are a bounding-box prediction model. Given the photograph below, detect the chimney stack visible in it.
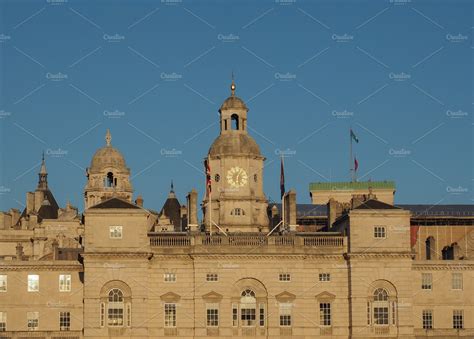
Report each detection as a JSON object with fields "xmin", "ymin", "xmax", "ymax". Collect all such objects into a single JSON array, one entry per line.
[
  {"xmin": 186, "ymin": 189, "xmax": 198, "ymax": 231},
  {"xmin": 135, "ymin": 195, "xmax": 144, "ymax": 207},
  {"xmin": 16, "ymin": 243, "xmax": 24, "ymax": 261}
]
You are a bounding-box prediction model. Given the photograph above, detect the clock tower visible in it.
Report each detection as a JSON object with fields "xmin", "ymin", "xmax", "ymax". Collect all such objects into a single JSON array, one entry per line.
[{"xmin": 203, "ymin": 79, "xmax": 269, "ymax": 232}]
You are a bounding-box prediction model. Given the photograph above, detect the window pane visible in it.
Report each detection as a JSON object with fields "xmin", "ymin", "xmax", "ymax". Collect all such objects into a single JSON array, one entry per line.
[
  {"xmin": 28, "ymin": 275, "xmax": 39, "ymax": 292},
  {"xmin": 422, "ymin": 310, "xmax": 432, "ymax": 329},
  {"xmin": 452, "ymin": 273, "xmax": 462, "ymax": 290},
  {"xmin": 0, "ymin": 312, "xmax": 6, "ymax": 332},
  {"xmin": 0, "ymin": 275, "xmax": 6, "ymax": 292},
  {"xmin": 206, "ymin": 304, "xmax": 219, "ymax": 327},
  {"xmin": 59, "ymin": 274, "xmax": 71, "ymax": 292},
  {"xmin": 421, "ymin": 273, "xmax": 432, "ymax": 290},
  {"xmin": 27, "ymin": 311, "xmax": 39, "ymax": 330},
  {"xmin": 453, "ymin": 310, "xmax": 463, "ymax": 329},
  {"xmin": 165, "ymin": 304, "xmax": 176, "ymax": 327},
  {"xmin": 320, "ymin": 303, "xmax": 331, "ymax": 326},
  {"xmin": 60, "ymin": 311, "xmax": 70, "ymax": 331}
]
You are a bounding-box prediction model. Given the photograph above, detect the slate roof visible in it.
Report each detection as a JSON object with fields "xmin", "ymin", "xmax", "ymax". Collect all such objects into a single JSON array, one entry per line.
[
  {"xmin": 286, "ymin": 203, "xmax": 473, "ymax": 218},
  {"xmin": 353, "ymin": 199, "xmax": 400, "ymax": 210},
  {"xmin": 398, "ymin": 204, "xmax": 474, "ymax": 217},
  {"xmin": 90, "ymin": 197, "xmax": 140, "ymax": 209}
]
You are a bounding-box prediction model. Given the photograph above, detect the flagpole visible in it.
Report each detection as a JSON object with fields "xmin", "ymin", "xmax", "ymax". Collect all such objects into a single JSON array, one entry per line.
[
  {"xmin": 350, "ymin": 128, "xmax": 354, "ymax": 182},
  {"xmin": 208, "ymin": 155, "xmax": 212, "ymax": 237}
]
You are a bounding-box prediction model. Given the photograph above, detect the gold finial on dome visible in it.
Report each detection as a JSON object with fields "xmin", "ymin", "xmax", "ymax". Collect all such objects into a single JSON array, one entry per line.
[
  {"xmin": 230, "ymin": 71, "xmax": 236, "ymax": 96},
  {"xmin": 105, "ymin": 129, "xmax": 112, "ymax": 146}
]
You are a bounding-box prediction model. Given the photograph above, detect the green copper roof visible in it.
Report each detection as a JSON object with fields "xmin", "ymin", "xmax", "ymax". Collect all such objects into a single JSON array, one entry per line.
[{"xmin": 309, "ymin": 181, "xmax": 395, "ymax": 191}]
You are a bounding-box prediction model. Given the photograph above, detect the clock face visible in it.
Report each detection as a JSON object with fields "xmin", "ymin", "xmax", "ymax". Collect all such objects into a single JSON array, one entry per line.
[{"xmin": 226, "ymin": 166, "xmax": 248, "ymax": 188}]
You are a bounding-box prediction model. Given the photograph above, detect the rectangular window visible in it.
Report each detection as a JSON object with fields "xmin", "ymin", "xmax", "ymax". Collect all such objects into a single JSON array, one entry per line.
[
  {"xmin": 422, "ymin": 310, "xmax": 433, "ymax": 329},
  {"xmin": 320, "ymin": 303, "xmax": 331, "ymax": 326},
  {"xmin": 164, "ymin": 303, "xmax": 176, "ymax": 327},
  {"xmin": 206, "ymin": 273, "xmax": 218, "ymax": 282},
  {"xmin": 319, "ymin": 273, "xmax": 331, "ymax": 282},
  {"xmin": 59, "ymin": 311, "xmax": 70, "ymax": 331},
  {"xmin": 374, "ymin": 226, "xmax": 386, "ymax": 238},
  {"xmin": 107, "ymin": 306, "xmax": 123, "ymax": 327},
  {"xmin": 206, "ymin": 303, "xmax": 219, "ymax": 327},
  {"xmin": 0, "ymin": 275, "xmax": 6, "ymax": 292},
  {"xmin": 452, "ymin": 273, "xmax": 463, "ymax": 290},
  {"xmin": 453, "ymin": 310, "xmax": 463, "ymax": 329},
  {"xmin": 0, "ymin": 312, "xmax": 6, "ymax": 332},
  {"xmin": 259, "ymin": 303, "xmax": 265, "ymax": 327},
  {"xmin": 421, "ymin": 273, "xmax": 432, "ymax": 290},
  {"xmin": 28, "ymin": 274, "xmax": 39, "ymax": 292},
  {"xmin": 164, "ymin": 273, "xmax": 176, "ymax": 282},
  {"xmin": 109, "ymin": 226, "xmax": 122, "ymax": 239},
  {"xmin": 374, "ymin": 307, "xmax": 389, "ymax": 325},
  {"xmin": 279, "ymin": 303, "xmax": 292, "ymax": 327},
  {"xmin": 27, "ymin": 311, "xmax": 39, "ymax": 330},
  {"xmin": 232, "ymin": 304, "xmax": 238, "ymax": 327},
  {"xmin": 279, "ymin": 273, "xmax": 291, "ymax": 282},
  {"xmin": 59, "ymin": 274, "xmax": 71, "ymax": 292}
]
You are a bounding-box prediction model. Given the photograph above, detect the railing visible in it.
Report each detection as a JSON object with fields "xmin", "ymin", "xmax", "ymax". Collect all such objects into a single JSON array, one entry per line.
[
  {"xmin": 149, "ymin": 235, "xmax": 190, "ymax": 247},
  {"xmin": 302, "ymin": 236, "xmax": 344, "ymax": 247},
  {"xmin": 149, "ymin": 233, "xmax": 345, "ymax": 249},
  {"xmin": 228, "ymin": 235, "xmax": 268, "ymax": 246}
]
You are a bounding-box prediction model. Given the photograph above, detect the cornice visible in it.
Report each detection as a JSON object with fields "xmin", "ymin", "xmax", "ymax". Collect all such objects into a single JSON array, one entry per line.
[{"xmin": 412, "ymin": 262, "xmax": 474, "ymax": 270}]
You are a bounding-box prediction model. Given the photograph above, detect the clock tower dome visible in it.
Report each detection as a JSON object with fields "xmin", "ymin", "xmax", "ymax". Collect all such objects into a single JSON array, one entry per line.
[{"xmin": 203, "ymin": 79, "xmax": 269, "ymax": 232}]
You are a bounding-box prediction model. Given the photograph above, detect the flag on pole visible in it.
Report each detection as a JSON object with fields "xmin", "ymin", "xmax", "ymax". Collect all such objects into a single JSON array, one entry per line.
[
  {"xmin": 354, "ymin": 157, "xmax": 359, "ymax": 172},
  {"xmin": 204, "ymin": 158, "xmax": 211, "ymax": 193},
  {"xmin": 350, "ymin": 129, "xmax": 359, "ymax": 143},
  {"xmin": 280, "ymin": 156, "xmax": 285, "ymax": 199}
]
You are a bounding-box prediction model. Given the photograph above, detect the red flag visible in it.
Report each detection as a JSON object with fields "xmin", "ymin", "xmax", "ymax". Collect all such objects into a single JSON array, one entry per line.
[
  {"xmin": 205, "ymin": 158, "xmax": 211, "ymax": 193},
  {"xmin": 354, "ymin": 157, "xmax": 359, "ymax": 172}
]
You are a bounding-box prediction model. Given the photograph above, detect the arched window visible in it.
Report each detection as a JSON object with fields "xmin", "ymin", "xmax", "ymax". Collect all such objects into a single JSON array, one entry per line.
[
  {"xmin": 108, "ymin": 289, "xmax": 124, "ymax": 326},
  {"xmin": 100, "ymin": 281, "xmax": 132, "ymax": 328},
  {"xmin": 372, "ymin": 288, "xmax": 389, "ymax": 325},
  {"xmin": 367, "ymin": 283, "xmax": 397, "ymax": 329},
  {"xmin": 240, "ymin": 289, "xmax": 256, "ymax": 327},
  {"xmin": 231, "ymin": 114, "xmax": 239, "ymax": 130},
  {"xmin": 425, "ymin": 236, "xmax": 436, "ymax": 260},
  {"xmin": 105, "ymin": 172, "xmax": 114, "ymax": 187}
]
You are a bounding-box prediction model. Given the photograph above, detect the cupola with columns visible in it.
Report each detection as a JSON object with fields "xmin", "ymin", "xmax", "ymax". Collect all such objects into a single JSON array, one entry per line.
[{"xmin": 84, "ymin": 129, "xmax": 133, "ymax": 209}]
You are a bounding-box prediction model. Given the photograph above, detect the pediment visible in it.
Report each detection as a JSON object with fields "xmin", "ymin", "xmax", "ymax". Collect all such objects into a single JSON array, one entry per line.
[
  {"xmin": 275, "ymin": 291, "xmax": 296, "ymax": 302},
  {"xmin": 202, "ymin": 291, "xmax": 223, "ymax": 301},
  {"xmin": 315, "ymin": 291, "xmax": 336, "ymax": 300},
  {"xmin": 160, "ymin": 292, "xmax": 181, "ymax": 302}
]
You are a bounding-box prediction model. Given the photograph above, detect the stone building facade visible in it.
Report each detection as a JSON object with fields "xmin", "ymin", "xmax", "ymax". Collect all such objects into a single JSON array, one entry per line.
[{"xmin": 0, "ymin": 81, "xmax": 473, "ymax": 338}]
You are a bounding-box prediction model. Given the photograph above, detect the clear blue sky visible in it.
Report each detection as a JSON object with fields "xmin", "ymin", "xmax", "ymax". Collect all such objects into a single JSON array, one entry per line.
[{"xmin": 0, "ymin": 0, "xmax": 472, "ymax": 213}]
